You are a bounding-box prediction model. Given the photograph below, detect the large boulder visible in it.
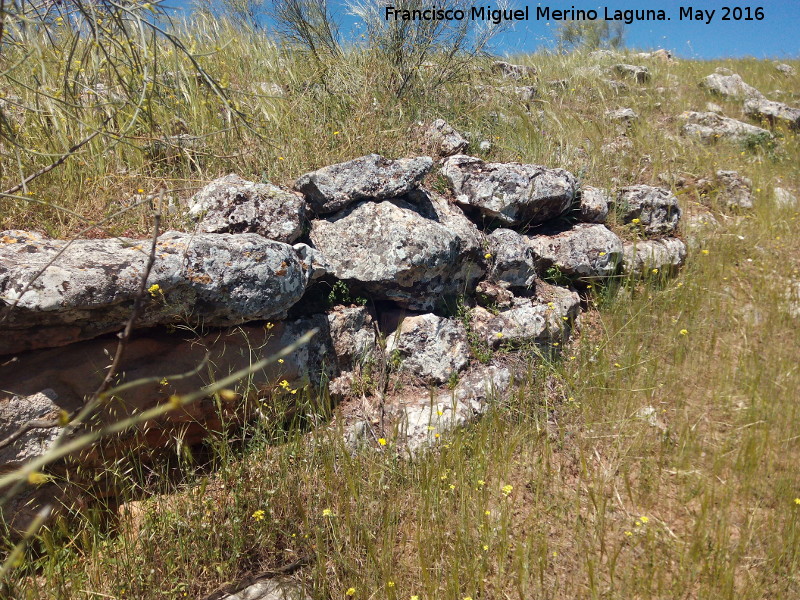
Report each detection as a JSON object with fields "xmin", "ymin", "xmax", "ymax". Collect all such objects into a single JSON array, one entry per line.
[
  {"xmin": 700, "ymin": 72, "xmax": 764, "ymax": 100},
  {"xmin": 187, "ymin": 174, "xmax": 304, "ymax": 243},
  {"xmin": 294, "ymin": 154, "xmax": 433, "ymax": 214},
  {"xmin": 615, "ymin": 185, "xmax": 682, "ymax": 235},
  {"xmin": 622, "ymin": 238, "xmax": 687, "ymax": 278},
  {"xmin": 744, "ymin": 97, "xmax": 800, "ymax": 130},
  {"xmin": 309, "ymin": 191, "xmax": 484, "ymax": 311},
  {"xmin": 470, "ymin": 283, "xmax": 580, "ymax": 348},
  {"xmin": 441, "ymin": 155, "xmax": 576, "ymax": 227},
  {"xmin": 679, "ymin": 111, "xmax": 771, "ymax": 143},
  {"xmin": 526, "ymin": 224, "xmax": 623, "ymax": 278},
  {"xmin": 386, "ymin": 314, "xmax": 470, "ymax": 385},
  {"xmin": 0, "ymin": 231, "xmax": 307, "ymax": 355}
]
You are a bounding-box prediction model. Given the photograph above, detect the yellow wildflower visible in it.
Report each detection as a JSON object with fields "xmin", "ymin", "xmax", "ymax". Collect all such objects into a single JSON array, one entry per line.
[
  {"xmin": 484, "ymin": 252, "xmax": 492, "ymax": 259},
  {"xmin": 680, "ymin": 329, "xmax": 688, "ymax": 336},
  {"xmin": 148, "ymin": 283, "xmax": 161, "ymax": 297},
  {"xmin": 322, "ymin": 508, "xmax": 334, "ymax": 517},
  {"xmin": 345, "ymin": 588, "xmax": 356, "ymax": 596},
  {"xmin": 640, "ymin": 516, "xmax": 649, "ymax": 523},
  {"xmin": 252, "ymin": 509, "xmax": 265, "ymax": 521},
  {"xmin": 378, "ymin": 438, "xmax": 387, "ymax": 446},
  {"xmin": 501, "ymin": 484, "xmax": 513, "ymax": 497}
]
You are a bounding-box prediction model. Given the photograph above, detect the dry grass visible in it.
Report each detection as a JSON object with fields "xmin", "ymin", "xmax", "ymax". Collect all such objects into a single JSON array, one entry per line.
[{"xmin": 1, "ymin": 14, "xmax": 800, "ymax": 600}]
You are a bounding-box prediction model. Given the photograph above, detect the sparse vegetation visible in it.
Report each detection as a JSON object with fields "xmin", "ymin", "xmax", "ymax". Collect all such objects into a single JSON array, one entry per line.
[{"xmin": 1, "ymin": 5, "xmax": 800, "ymax": 599}]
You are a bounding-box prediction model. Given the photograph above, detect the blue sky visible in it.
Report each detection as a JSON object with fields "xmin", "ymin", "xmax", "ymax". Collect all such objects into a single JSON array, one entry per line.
[{"xmin": 169, "ymin": 1, "xmax": 800, "ymax": 59}]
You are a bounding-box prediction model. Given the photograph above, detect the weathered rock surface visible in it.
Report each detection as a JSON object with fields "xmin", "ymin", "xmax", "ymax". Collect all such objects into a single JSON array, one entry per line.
[
  {"xmin": 635, "ymin": 49, "xmax": 673, "ymax": 62},
  {"xmin": 715, "ymin": 170, "xmax": 754, "ymax": 210},
  {"xmin": 385, "ymin": 314, "xmax": 469, "ymax": 385},
  {"xmin": 0, "ymin": 231, "xmax": 307, "ymax": 355},
  {"xmin": 622, "ymin": 238, "xmax": 687, "ymax": 278},
  {"xmin": 611, "ymin": 64, "xmax": 650, "ymax": 83},
  {"xmin": 396, "ymin": 365, "xmax": 512, "ymax": 454},
  {"xmin": 700, "ymin": 72, "xmax": 764, "ymax": 100},
  {"xmin": 606, "ymin": 108, "xmax": 638, "ymax": 123},
  {"xmin": 576, "ymin": 186, "xmax": 611, "ymax": 223},
  {"xmin": 679, "ymin": 111, "xmax": 771, "ymax": 143},
  {"xmin": 776, "ymin": 63, "xmax": 795, "ymax": 76},
  {"xmin": 488, "ymin": 228, "xmax": 538, "ymax": 291},
  {"xmin": 475, "ymin": 280, "xmax": 514, "ymax": 309},
  {"xmin": 295, "ymin": 154, "xmax": 433, "ymax": 215},
  {"xmin": 615, "ymin": 185, "xmax": 682, "ymax": 235},
  {"xmin": 226, "ymin": 578, "xmax": 311, "ymax": 600},
  {"xmin": 309, "ymin": 191, "xmax": 484, "ymax": 310},
  {"xmin": 774, "ymin": 187, "xmax": 798, "ymax": 208},
  {"xmin": 441, "ymin": 155, "xmax": 576, "ymax": 226},
  {"xmin": 526, "ymin": 224, "xmax": 623, "ymax": 279},
  {"xmin": 0, "ymin": 389, "xmax": 62, "ymax": 469},
  {"xmin": 417, "ymin": 119, "xmax": 468, "ymax": 157},
  {"xmin": 328, "ymin": 306, "xmax": 376, "ymax": 374},
  {"xmin": 492, "ymin": 60, "xmax": 536, "ymax": 79},
  {"xmin": 187, "ymin": 174, "xmax": 304, "ymax": 243},
  {"xmin": 470, "ymin": 283, "xmax": 580, "ymax": 348},
  {"xmin": 744, "ymin": 97, "xmax": 800, "ymax": 130}
]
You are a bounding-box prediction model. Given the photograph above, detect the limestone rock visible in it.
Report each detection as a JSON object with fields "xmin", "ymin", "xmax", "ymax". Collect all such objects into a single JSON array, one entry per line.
[
  {"xmin": 700, "ymin": 72, "xmax": 764, "ymax": 100},
  {"xmin": 706, "ymin": 102, "xmax": 724, "ymax": 114},
  {"xmin": 386, "ymin": 314, "xmax": 470, "ymax": 385},
  {"xmin": 635, "ymin": 49, "xmax": 673, "ymax": 62},
  {"xmin": 679, "ymin": 111, "xmax": 772, "ymax": 143},
  {"xmin": 309, "ymin": 191, "xmax": 484, "ymax": 311},
  {"xmin": 774, "ymin": 187, "xmax": 798, "ymax": 208},
  {"xmin": 327, "ymin": 306, "xmax": 376, "ymax": 373},
  {"xmin": 0, "ymin": 231, "xmax": 307, "ymax": 355},
  {"xmin": 744, "ymin": 97, "xmax": 800, "ymax": 130},
  {"xmin": 295, "ymin": 154, "xmax": 433, "ymax": 215},
  {"xmin": 475, "ymin": 280, "xmax": 514, "ymax": 309},
  {"xmin": 417, "ymin": 119, "xmax": 468, "ymax": 157},
  {"xmin": 397, "ymin": 365, "xmax": 512, "ymax": 454},
  {"xmin": 577, "ymin": 186, "xmax": 611, "ymax": 223},
  {"xmin": 683, "ymin": 206, "xmax": 721, "ymax": 249},
  {"xmin": 611, "ymin": 64, "xmax": 650, "ymax": 83},
  {"xmin": 470, "ymin": 283, "xmax": 580, "ymax": 348},
  {"xmin": 776, "ymin": 63, "xmax": 795, "ymax": 76},
  {"xmin": 492, "ymin": 60, "xmax": 536, "ymax": 79},
  {"xmin": 187, "ymin": 174, "xmax": 304, "ymax": 243},
  {"xmin": 488, "ymin": 228, "xmax": 538, "ymax": 291},
  {"xmin": 605, "ymin": 108, "xmax": 638, "ymax": 122},
  {"xmin": 441, "ymin": 155, "xmax": 576, "ymax": 227},
  {"xmin": 226, "ymin": 578, "xmax": 310, "ymax": 600},
  {"xmin": 715, "ymin": 170, "xmax": 754, "ymax": 210},
  {"xmin": 622, "ymin": 238, "xmax": 687, "ymax": 278},
  {"xmin": 292, "ymin": 243, "xmax": 331, "ymax": 281},
  {"xmin": 0, "ymin": 389, "xmax": 62, "ymax": 468},
  {"xmin": 615, "ymin": 185, "xmax": 682, "ymax": 235},
  {"xmin": 526, "ymin": 224, "xmax": 623, "ymax": 279}
]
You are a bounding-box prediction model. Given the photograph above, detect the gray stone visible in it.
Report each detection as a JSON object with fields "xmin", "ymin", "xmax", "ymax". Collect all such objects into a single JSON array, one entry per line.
[
  {"xmin": 622, "ymin": 238, "xmax": 687, "ymax": 278},
  {"xmin": 295, "ymin": 154, "xmax": 433, "ymax": 215},
  {"xmin": 526, "ymin": 224, "xmax": 623, "ymax": 279},
  {"xmin": 327, "ymin": 306, "xmax": 376, "ymax": 373},
  {"xmin": 706, "ymin": 102, "xmax": 724, "ymax": 114},
  {"xmin": 611, "ymin": 64, "xmax": 650, "ymax": 83},
  {"xmin": 397, "ymin": 365, "xmax": 512, "ymax": 454},
  {"xmin": 700, "ymin": 72, "xmax": 764, "ymax": 100},
  {"xmin": 187, "ymin": 174, "xmax": 304, "ymax": 243},
  {"xmin": 744, "ymin": 97, "xmax": 800, "ymax": 130},
  {"xmin": 679, "ymin": 111, "xmax": 772, "ymax": 143},
  {"xmin": 475, "ymin": 280, "xmax": 514, "ymax": 309},
  {"xmin": 715, "ymin": 170, "xmax": 754, "ymax": 210},
  {"xmin": 441, "ymin": 155, "xmax": 576, "ymax": 227},
  {"xmin": 417, "ymin": 119, "xmax": 468, "ymax": 157},
  {"xmin": 776, "ymin": 63, "xmax": 796, "ymax": 76},
  {"xmin": 492, "ymin": 60, "xmax": 537, "ymax": 79},
  {"xmin": 577, "ymin": 186, "xmax": 611, "ymax": 223},
  {"xmin": 292, "ymin": 242, "xmax": 331, "ymax": 281},
  {"xmin": 0, "ymin": 231, "xmax": 307, "ymax": 355},
  {"xmin": 488, "ymin": 228, "xmax": 538, "ymax": 291},
  {"xmin": 615, "ymin": 185, "xmax": 682, "ymax": 235},
  {"xmin": 227, "ymin": 578, "xmax": 310, "ymax": 600},
  {"xmin": 605, "ymin": 108, "xmax": 638, "ymax": 122},
  {"xmin": 774, "ymin": 187, "xmax": 798, "ymax": 208},
  {"xmin": 386, "ymin": 314, "xmax": 470, "ymax": 385},
  {"xmin": 309, "ymin": 191, "xmax": 484, "ymax": 311},
  {"xmin": 0, "ymin": 389, "xmax": 62, "ymax": 467},
  {"xmin": 470, "ymin": 283, "xmax": 580, "ymax": 348},
  {"xmin": 635, "ymin": 49, "xmax": 673, "ymax": 62}
]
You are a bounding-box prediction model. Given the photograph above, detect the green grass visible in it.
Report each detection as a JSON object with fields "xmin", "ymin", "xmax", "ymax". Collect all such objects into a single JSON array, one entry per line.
[{"xmin": 2, "ymin": 13, "xmax": 800, "ymax": 600}]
